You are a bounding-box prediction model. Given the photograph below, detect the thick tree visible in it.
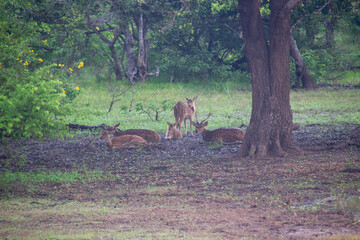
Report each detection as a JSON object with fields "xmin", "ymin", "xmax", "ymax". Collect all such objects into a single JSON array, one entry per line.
[{"xmin": 237, "ymin": 0, "xmax": 302, "ymax": 157}]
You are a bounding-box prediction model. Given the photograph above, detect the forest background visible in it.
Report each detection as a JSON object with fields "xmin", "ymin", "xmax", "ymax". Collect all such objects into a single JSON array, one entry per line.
[{"xmin": 0, "ymin": 0, "xmax": 359, "ymax": 140}]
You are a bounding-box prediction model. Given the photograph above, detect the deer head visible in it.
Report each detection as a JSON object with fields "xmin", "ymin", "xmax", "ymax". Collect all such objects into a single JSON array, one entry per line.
[
  {"xmin": 191, "ymin": 113, "xmax": 211, "ymax": 134},
  {"xmin": 185, "ymin": 96, "xmax": 198, "ymax": 111},
  {"xmin": 165, "ymin": 121, "xmax": 182, "ymax": 139}
]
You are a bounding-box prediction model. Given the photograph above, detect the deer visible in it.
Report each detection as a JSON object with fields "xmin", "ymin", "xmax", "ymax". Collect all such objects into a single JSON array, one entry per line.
[
  {"xmin": 101, "ymin": 129, "xmax": 147, "ymax": 150},
  {"xmin": 173, "ymin": 96, "xmax": 198, "ymax": 136},
  {"xmin": 191, "ymin": 114, "xmax": 245, "ymax": 143},
  {"xmin": 165, "ymin": 121, "xmax": 182, "ymax": 139},
  {"xmin": 105, "ymin": 123, "xmax": 161, "ymax": 142}
]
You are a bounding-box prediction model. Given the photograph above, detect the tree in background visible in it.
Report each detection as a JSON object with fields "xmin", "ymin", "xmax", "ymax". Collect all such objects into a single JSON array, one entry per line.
[
  {"xmin": 237, "ymin": 0, "xmax": 302, "ymax": 157},
  {"xmin": 291, "ymin": 0, "xmax": 360, "ymax": 85}
]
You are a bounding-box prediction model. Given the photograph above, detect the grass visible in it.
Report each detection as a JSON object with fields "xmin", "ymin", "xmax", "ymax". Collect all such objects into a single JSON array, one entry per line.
[
  {"xmin": 0, "ymin": 187, "xmax": 220, "ymax": 240},
  {"xmin": 1, "ymin": 151, "xmax": 360, "ymax": 239},
  {"xmin": 2, "ymin": 53, "xmax": 360, "ymax": 239},
  {"xmin": 65, "ymin": 71, "xmax": 360, "ymax": 135},
  {"xmin": 0, "ymin": 169, "xmax": 122, "ymax": 192}
]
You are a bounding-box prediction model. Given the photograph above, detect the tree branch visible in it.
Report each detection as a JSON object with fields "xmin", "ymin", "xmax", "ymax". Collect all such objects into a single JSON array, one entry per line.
[{"xmin": 291, "ymin": 0, "xmax": 331, "ymax": 31}]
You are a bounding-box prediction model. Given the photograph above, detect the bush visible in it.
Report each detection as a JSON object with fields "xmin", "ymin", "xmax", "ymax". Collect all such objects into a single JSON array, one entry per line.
[{"xmin": 0, "ymin": 25, "xmax": 72, "ymax": 140}]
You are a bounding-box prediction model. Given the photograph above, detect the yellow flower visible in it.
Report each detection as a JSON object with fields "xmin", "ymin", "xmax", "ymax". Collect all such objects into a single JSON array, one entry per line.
[
  {"xmin": 24, "ymin": 61, "xmax": 29, "ymax": 65},
  {"xmin": 38, "ymin": 58, "xmax": 43, "ymax": 62},
  {"xmin": 76, "ymin": 86, "xmax": 80, "ymax": 91},
  {"xmin": 50, "ymin": 74, "xmax": 53, "ymax": 78},
  {"xmin": 69, "ymin": 68, "xmax": 73, "ymax": 72},
  {"xmin": 229, "ymin": 55, "xmax": 232, "ymax": 58},
  {"xmin": 0, "ymin": 62, "xmax": 2, "ymax": 69},
  {"xmin": 43, "ymin": 39, "xmax": 47, "ymax": 44},
  {"xmin": 96, "ymin": 27, "xmax": 99, "ymax": 31},
  {"xmin": 62, "ymin": 64, "xmax": 65, "ymax": 67},
  {"xmin": 20, "ymin": 60, "xmax": 23, "ymax": 63},
  {"xmin": 78, "ymin": 61, "xmax": 84, "ymax": 68},
  {"xmin": 62, "ymin": 89, "xmax": 66, "ymax": 94},
  {"xmin": 58, "ymin": 64, "xmax": 62, "ymax": 67}
]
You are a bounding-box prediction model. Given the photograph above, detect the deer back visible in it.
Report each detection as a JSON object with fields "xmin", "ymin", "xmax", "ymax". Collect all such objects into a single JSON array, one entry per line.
[
  {"xmin": 110, "ymin": 134, "xmax": 147, "ymax": 149},
  {"xmin": 174, "ymin": 101, "xmax": 193, "ymax": 121},
  {"xmin": 114, "ymin": 129, "xmax": 161, "ymax": 142},
  {"xmin": 174, "ymin": 96, "xmax": 198, "ymax": 122},
  {"xmin": 202, "ymin": 128, "xmax": 245, "ymax": 143},
  {"xmin": 101, "ymin": 129, "xmax": 147, "ymax": 149}
]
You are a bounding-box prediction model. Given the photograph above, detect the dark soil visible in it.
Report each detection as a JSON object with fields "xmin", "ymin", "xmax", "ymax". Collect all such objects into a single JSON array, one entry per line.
[{"xmin": 1, "ymin": 124, "xmax": 360, "ymax": 239}]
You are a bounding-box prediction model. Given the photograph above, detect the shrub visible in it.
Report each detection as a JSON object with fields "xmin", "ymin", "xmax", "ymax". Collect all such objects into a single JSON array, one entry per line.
[{"xmin": 0, "ymin": 26, "xmax": 71, "ymax": 140}]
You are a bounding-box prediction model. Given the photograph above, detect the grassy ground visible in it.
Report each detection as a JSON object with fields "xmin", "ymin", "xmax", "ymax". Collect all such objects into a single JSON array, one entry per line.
[
  {"xmin": 1, "ymin": 146, "xmax": 360, "ymax": 239},
  {"xmin": 1, "ymin": 70, "xmax": 360, "ymax": 239},
  {"xmin": 66, "ymin": 73, "xmax": 360, "ymax": 134}
]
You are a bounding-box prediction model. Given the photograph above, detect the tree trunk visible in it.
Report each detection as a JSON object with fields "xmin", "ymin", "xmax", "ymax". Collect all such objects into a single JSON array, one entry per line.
[
  {"xmin": 290, "ymin": 35, "xmax": 317, "ymax": 89},
  {"xmin": 237, "ymin": 0, "xmax": 302, "ymax": 158},
  {"xmin": 323, "ymin": 19, "xmax": 335, "ymax": 47},
  {"xmin": 323, "ymin": 0, "xmax": 336, "ymax": 47},
  {"xmin": 138, "ymin": 14, "xmax": 147, "ymax": 82},
  {"xmin": 124, "ymin": 27, "xmax": 137, "ymax": 84}
]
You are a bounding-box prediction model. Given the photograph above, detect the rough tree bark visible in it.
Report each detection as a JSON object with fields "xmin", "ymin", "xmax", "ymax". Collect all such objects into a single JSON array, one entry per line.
[
  {"xmin": 136, "ymin": 14, "xmax": 159, "ymax": 83},
  {"xmin": 290, "ymin": 35, "xmax": 317, "ymax": 89},
  {"xmin": 124, "ymin": 27, "xmax": 137, "ymax": 84},
  {"xmin": 237, "ymin": 0, "xmax": 302, "ymax": 158},
  {"xmin": 137, "ymin": 14, "xmax": 148, "ymax": 83}
]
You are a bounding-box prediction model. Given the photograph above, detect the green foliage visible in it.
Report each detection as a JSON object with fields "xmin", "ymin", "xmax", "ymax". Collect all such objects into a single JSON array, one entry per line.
[
  {"xmin": 301, "ymin": 49, "xmax": 333, "ymax": 82},
  {"xmin": 0, "ymin": 19, "xmax": 76, "ymax": 140},
  {"xmin": 135, "ymin": 99, "xmax": 173, "ymax": 121}
]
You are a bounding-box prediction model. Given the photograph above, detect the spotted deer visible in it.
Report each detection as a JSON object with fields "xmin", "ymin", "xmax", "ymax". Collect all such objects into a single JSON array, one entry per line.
[
  {"xmin": 101, "ymin": 129, "xmax": 147, "ymax": 150},
  {"xmin": 173, "ymin": 96, "xmax": 198, "ymax": 136},
  {"xmin": 165, "ymin": 121, "xmax": 182, "ymax": 139},
  {"xmin": 191, "ymin": 114, "xmax": 245, "ymax": 143},
  {"xmin": 105, "ymin": 123, "xmax": 161, "ymax": 142}
]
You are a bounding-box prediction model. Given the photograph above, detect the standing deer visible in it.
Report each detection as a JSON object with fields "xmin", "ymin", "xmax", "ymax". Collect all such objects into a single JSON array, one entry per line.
[
  {"xmin": 105, "ymin": 123, "xmax": 161, "ymax": 142},
  {"xmin": 191, "ymin": 114, "xmax": 245, "ymax": 143},
  {"xmin": 165, "ymin": 121, "xmax": 182, "ymax": 139},
  {"xmin": 101, "ymin": 129, "xmax": 147, "ymax": 150},
  {"xmin": 173, "ymin": 96, "xmax": 198, "ymax": 136}
]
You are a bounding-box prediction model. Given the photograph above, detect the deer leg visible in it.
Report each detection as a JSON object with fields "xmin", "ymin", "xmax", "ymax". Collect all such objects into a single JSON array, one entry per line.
[
  {"xmin": 177, "ymin": 122, "xmax": 182, "ymax": 132},
  {"xmin": 184, "ymin": 119, "xmax": 188, "ymax": 135},
  {"xmin": 189, "ymin": 119, "xmax": 193, "ymax": 136}
]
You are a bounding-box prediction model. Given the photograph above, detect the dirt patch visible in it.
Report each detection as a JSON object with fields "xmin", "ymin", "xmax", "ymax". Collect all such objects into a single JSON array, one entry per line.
[{"xmin": 1, "ymin": 124, "xmax": 360, "ymax": 239}]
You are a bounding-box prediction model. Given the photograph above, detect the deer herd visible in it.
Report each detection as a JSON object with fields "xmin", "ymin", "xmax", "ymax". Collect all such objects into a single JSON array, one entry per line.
[{"xmin": 100, "ymin": 96, "xmax": 246, "ymax": 150}]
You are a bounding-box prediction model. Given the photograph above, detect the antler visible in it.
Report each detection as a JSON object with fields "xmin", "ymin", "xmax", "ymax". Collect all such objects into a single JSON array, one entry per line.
[{"xmin": 200, "ymin": 113, "xmax": 211, "ymax": 124}]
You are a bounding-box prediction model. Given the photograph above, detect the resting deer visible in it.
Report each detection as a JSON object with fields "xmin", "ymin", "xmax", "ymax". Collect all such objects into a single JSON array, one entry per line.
[
  {"xmin": 173, "ymin": 96, "xmax": 198, "ymax": 136},
  {"xmin": 105, "ymin": 123, "xmax": 161, "ymax": 142},
  {"xmin": 165, "ymin": 121, "xmax": 182, "ymax": 139},
  {"xmin": 101, "ymin": 129, "xmax": 147, "ymax": 150},
  {"xmin": 191, "ymin": 114, "xmax": 245, "ymax": 143}
]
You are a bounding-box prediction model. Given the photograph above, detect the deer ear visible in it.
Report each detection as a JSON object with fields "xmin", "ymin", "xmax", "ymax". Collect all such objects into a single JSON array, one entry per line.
[
  {"xmin": 185, "ymin": 97, "xmax": 189, "ymax": 101},
  {"xmin": 166, "ymin": 121, "xmax": 170, "ymax": 126},
  {"xmin": 114, "ymin": 123, "xmax": 120, "ymax": 128},
  {"xmin": 193, "ymin": 96, "xmax": 198, "ymax": 100},
  {"xmin": 204, "ymin": 121, "xmax": 208, "ymax": 127}
]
